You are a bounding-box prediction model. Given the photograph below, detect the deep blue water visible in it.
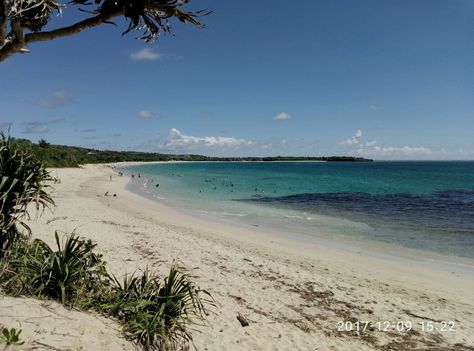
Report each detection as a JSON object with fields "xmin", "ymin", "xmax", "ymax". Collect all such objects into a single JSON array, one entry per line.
[
  {"xmin": 126, "ymin": 161, "xmax": 474, "ymax": 259},
  {"xmin": 247, "ymin": 190, "xmax": 474, "ymax": 234}
]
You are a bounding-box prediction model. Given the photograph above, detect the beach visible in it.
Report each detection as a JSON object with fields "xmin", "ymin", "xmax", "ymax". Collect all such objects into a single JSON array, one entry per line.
[{"xmin": 1, "ymin": 163, "xmax": 473, "ymax": 350}]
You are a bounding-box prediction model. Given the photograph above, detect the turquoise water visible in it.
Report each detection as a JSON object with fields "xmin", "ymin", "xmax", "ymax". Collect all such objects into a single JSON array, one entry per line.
[{"xmin": 124, "ymin": 162, "xmax": 474, "ymax": 259}]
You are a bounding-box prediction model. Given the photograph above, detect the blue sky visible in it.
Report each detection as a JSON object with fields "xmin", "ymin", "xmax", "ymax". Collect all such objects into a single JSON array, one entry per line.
[{"xmin": 1, "ymin": 0, "xmax": 473, "ymax": 160}]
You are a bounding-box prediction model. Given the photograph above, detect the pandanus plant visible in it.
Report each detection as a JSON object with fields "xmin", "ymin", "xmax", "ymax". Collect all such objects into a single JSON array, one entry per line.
[{"xmin": 0, "ymin": 133, "xmax": 54, "ymax": 257}]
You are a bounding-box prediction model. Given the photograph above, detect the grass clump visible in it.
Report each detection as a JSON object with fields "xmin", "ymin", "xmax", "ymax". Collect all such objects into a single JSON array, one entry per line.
[{"xmin": 0, "ymin": 233, "xmax": 211, "ymax": 351}]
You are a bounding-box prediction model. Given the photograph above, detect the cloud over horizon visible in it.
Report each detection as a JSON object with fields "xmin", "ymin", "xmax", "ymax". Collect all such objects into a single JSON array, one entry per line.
[
  {"xmin": 162, "ymin": 128, "xmax": 254, "ymax": 151},
  {"xmin": 358, "ymin": 145, "xmax": 432, "ymax": 158},
  {"xmin": 340, "ymin": 130, "xmax": 433, "ymax": 159},
  {"xmin": 340, "ymin": 129, "xmax": 363, "ymax": 145}
]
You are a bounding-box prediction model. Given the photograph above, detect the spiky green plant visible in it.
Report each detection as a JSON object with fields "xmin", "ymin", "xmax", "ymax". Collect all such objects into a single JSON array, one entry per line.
[
  {"xmin": 0, "ymin": 133, "xmax": 54, "ymax": 257},
  {"xmin": 99, "ymin": 267, "xmax": 211, "ymax": 350},
  {"xmin": 0, "ymin": 327, "xmax": 25, "ymax": 347},
  {"xmin": 0, "ymin": 231, "xmax": 212, "ymax": 351},
  {"xmin": 6, "ymin": 232, "xmax": 107, "ymax": 304}
]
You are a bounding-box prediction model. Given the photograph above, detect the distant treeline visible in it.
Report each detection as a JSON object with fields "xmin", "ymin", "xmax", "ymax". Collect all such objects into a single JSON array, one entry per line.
[{"xmin": 12, "ymin": 138, "xmax": 372, "ymax": 167}]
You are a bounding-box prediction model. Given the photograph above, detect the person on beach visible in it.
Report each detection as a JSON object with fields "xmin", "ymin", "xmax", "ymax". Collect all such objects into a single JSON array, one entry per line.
[{"xmin": 110, "ymin": 175, "xmax": 112, "ymax": 181}]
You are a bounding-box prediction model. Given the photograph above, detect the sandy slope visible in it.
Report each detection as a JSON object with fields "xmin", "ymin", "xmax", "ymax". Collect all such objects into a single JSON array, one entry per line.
[{"xmin": 1, "ymin": 163, "xmax": 473, "ymax": 350}]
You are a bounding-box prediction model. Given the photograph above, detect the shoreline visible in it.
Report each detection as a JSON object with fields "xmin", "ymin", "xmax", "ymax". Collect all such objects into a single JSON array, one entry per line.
[
  {"xmin": 1, "ymin": 163, "xmax": 473, "ymax": 350},
  {"xmin": 122, "ymin": 163, "xmax": 474, "ymax": 276}
]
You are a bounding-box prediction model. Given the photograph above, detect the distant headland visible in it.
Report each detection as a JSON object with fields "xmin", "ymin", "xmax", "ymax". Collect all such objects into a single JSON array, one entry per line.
[{"xmin": 13, "ymin": 138, "xmax": 373, "ymax": 167}]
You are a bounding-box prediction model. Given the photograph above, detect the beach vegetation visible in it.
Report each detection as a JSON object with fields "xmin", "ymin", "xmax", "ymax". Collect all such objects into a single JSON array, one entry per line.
[
  {"xmin": 8, "ymin": 137, "xmax": 372, "ymax": 168},
  {"xmin": 0, "ymin": 232, "xmax": 211, "ymax": 350},
  {"xmin": 0, "ymin": 133, "xmax": 54, "ymax": 257},
  {"xmin": 38, "ymin": 139, "xmax": 49, "ymax": 148},
  {"xmin": 98, "ymin": 266, "xmax": 210, "ymax": 350},
  {"xmin": 0, "ymin": 0, "xmax": 210, "ymax": 62},
  {"xmin": 2, "ymin": 232, "xmax": 106, "ymax": 304},
  {"xmin": 0, "ymin": 327, "xmax": 25, "ymax": 347}
]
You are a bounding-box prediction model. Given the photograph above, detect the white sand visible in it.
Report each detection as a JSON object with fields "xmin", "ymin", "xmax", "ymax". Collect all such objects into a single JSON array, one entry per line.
[{"xmin": 1, "ymin": 163, "xmax": 473, "ymax": 350}]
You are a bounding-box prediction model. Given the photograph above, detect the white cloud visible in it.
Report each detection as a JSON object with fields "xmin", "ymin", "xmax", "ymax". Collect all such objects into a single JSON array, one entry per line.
[
  {"xmin": 369, "ymin": 105, "xmax": 380, "ymax": 111},
  {"xmin": 340, "ymin": 130, "xmax": 432, "ymax": 159},
  {"xmin": 358, "ymin": 145, "xmax": 432, "ymax": 157},
  {"xmin": 130, "ymin": 48, "xmax": 161, "ymax": 61},
  {"xmin": 138, "ymin": 110, "xmax": 157, "ymax": 118},
  {"xmin": 39, "ymin": 90, "xmax": 73, "ymax": 108},
  {"xmin": 340, "ymin": 129, "xmax": 363, "ymax": 145},
  {"xmin": 273, "ymin": 112, "xmax": 291, "ymax": 121},
  {"xmin": 162, "ymin": 128, "xmax": 253, "ymax": 151}
]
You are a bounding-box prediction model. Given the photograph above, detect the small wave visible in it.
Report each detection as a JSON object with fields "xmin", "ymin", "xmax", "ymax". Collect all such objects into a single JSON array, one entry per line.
[
  {"xmin": 284, "ymin": 215, "xmax": 305, "ymax": 219},
  {"xmin": 212, "ymin": 211, "xmax": 246, "ymax": 217},
  {"xmin": 198, "ymin": 209, "xmax": 246, "ymax": 217}
]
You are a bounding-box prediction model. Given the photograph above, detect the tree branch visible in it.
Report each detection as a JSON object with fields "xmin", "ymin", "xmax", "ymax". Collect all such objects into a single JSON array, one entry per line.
[
  {"xmin": 0, "ymin": 8, "xmax": 123, "ymax": 62},
  {"xmin": 0, "ymin": 0, "xmax": 7, "ymax": 45},
  {"xmin": 11, "ymin": 21, "xmax": 24, "ymax": 47},
  {"xmin": 26, "ymin": 9, "xmax": 122, "ymax": 44}
]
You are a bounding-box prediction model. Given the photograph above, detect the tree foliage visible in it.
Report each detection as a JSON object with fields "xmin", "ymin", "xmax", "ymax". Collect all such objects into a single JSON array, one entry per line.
[
  {"xmin": 0, "ymin": 133, "xmax": 54, "ymax": 257},
  {"xmin": 38, "ymin": 138, "xmax": 49, "ymax": 148},
  {"xmin": 10, "ymin": 138, "xmax": 373, "ymax": 168},
  {"xmin": 0, "ymin": 0, "xmax": 208, "ymax": 62}
]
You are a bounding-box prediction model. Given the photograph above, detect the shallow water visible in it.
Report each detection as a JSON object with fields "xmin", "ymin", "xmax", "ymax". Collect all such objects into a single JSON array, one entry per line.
[{"xmin": 124, "ymin": 161, "xmax": 474, "ymax": 260}]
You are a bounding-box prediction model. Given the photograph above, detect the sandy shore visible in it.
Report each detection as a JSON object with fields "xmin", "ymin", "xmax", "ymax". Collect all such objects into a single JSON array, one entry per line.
[{"xmin": 1, "ymin": 163, "xmax": 474, "ymax": 350}]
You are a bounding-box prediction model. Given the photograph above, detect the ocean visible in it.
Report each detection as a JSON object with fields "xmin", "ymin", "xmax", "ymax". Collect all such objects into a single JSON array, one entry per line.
[{"xmin": 123, "ymin": 161, "xmax": 474, "ymax": 261}]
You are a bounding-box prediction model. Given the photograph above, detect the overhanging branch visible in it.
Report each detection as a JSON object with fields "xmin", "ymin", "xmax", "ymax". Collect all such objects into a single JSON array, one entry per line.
[
  {"xmin": 25, "ymin": 9, "xmax": 122, "ymax": 44},
  {"xmin": 0, "ymin": 1, "xmax": 207, "ymax": 63},
  {"xmin": 0, "ymin": 8, "xmax": 123, "ymax": 62}
]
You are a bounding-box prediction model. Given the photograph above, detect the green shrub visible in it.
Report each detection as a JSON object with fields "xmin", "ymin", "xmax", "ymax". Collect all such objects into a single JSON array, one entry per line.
[
  {"xmin": 3, "ymin": 232, "xmax": 107, "ymax": 305},
  {"xmin": 99, "ymin": 267, "xmax": 211, "ymax": 350},
  {"xmin": 0, "ymin": 133, "xmax": 54, "ymax": 257},
  {"xmin": 0, "ymin": 233, "xmax": 211, "ymax": 350}
]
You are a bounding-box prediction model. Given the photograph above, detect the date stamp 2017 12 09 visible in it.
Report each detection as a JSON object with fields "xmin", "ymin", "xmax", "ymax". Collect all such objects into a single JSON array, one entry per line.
[{"xmin": 337, "ymin": 320, "xmax": 456, "ymax": 334}]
